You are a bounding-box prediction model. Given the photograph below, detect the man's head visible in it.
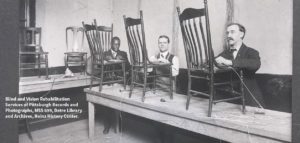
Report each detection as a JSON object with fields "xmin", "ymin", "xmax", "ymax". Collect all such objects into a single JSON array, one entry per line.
[
  {"xmin": 111, "ymin": 36, "xmax": 121, "ymax": 52},
  {"xmin": 158, "ymin": 35, "xmax": 170, "ymax": 53},
  {"xmin": 226, "ymin": 23, "xmax": 246, "ymax": 47}
]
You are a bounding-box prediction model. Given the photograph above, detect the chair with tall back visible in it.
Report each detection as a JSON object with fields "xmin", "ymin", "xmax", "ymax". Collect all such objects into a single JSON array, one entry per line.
[
  {"xmin": 19, "ymin": 27, "xmax": 49, "ymax": 79},
  {"xmin": 177, "ymin": 0, "xmax": 245, "ymax": 117},
  {"xmin": 65, "ymin": 26, "xmax": 87, "ymax": 75},
  {"xmin": 82, "ymin": 20, "xmax": 126, "ymax": 91},
  {"xmin": 123, "ymin": 11, "xmax": 173, "ymax": 102}
]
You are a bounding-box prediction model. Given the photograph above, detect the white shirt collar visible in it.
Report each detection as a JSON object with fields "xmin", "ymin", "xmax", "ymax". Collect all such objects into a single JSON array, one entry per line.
[
  {"xmin": 230, "ymin": 42, "xmax": 242, "ymax": 52},
  {"xmin": 111, "ymin": 49, "xmax": 117, "ymax": 55},
  {"xmin": 160, "ymin": 51, "xmax": 169, "ymax": 58}
]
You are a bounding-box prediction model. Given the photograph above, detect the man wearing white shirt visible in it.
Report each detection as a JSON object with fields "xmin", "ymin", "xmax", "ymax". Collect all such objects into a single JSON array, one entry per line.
[
  {"xmin": 149, "ymin": 35, "xmax": 179, "ymax": 77},
  {"xmin": 149, "ymin": 35, "xmax": 179, "ymax": 143}
]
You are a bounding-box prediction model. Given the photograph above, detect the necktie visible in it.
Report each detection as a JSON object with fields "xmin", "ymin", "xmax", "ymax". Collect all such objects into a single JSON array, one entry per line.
[
  {"xmin": 161, "ymin": 54, "xmax": 164, "ymax": 59},
  {"xmin": 112, "ymin": 52, "xmax": 117, "ymax": 59},
  {"xmin": 229, "ymin": 49, "xmax": 237, "ymax": 59}
]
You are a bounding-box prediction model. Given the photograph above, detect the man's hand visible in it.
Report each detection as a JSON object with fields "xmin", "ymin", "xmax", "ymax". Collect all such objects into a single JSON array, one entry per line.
[
  {"xmin": 157, "ymin": 57, "xmax": 169, "ymax": 63},
  {"xmin": 215, "ymin": 56, "xmax": 233, "ymax": 66}
]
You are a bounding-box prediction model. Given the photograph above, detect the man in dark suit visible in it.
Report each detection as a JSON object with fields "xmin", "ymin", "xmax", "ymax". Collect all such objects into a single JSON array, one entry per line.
[
  {"xmin": 215, "ymin": 23, "xmax": 265, "ymax": 107},
  {"xmin": 102, "ymin": 37, "xmax": 130, "ymax": 134},
  {"xmin": 103, "ymin": 36, "xmax": 130, "ymax": 73}
]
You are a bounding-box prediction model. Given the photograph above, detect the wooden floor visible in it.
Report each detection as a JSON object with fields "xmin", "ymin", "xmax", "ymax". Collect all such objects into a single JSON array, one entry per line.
[
  {"xmin": 19, "ymin": 118, "xmax": 154, "ymax": 143},
  {"xmin": 19, "ymin": 115, "xmax": 215, "ymax": 143}
]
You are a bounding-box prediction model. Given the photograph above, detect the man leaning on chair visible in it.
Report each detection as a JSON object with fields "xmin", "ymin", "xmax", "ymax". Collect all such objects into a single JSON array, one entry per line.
[{"xmin": 215, "ymin": 23, "xmax": 265, "ymax": 107}]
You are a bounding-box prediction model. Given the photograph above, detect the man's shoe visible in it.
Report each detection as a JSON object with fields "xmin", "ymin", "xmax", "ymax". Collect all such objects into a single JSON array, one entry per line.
[{"xmin": 103, "ymin": 127, "xmax": 109, "ymax": 134}]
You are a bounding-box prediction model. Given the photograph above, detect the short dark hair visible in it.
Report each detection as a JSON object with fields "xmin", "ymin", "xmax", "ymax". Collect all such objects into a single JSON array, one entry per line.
[
  {"xmin": 158, "ymin": 35, "xmax": 170, "ymax": 43},
  {"xmin": 111, "ymin": 36, "xmax": 120, "ymax": 44},
  {"xmin": 227, "ymin": 23, "xmax": 246, "ymax": 39}
]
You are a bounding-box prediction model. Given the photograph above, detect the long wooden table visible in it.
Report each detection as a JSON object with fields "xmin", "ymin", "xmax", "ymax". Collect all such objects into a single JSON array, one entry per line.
[
  {"xmin": 19, "ymin": 74, "xmax": 96, "ymax": 140},
  {"xmin": 85, "ymin": 84, "xmax": 291, "ymax": 143}
]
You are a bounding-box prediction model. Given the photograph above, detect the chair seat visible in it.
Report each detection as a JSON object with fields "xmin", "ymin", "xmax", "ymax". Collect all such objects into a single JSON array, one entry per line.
[
  {"xmin": 93, "ymin": 60, "xmax": 125, "ymax": 66},
  {"xmin": 190, "ymin": 66, "xmax": 232, "ymax": 74},
  {"xmin": 64, "ymin": 52, "xmax": 87, "ymax": 56},
  {"xmin": 132, "ymin": 62, "xmax": 171, "ymax": 68}
]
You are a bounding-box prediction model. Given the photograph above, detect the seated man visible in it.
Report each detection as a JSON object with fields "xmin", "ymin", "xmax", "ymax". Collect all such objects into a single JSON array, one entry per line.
[
  {"xmin": 149, "ymin": 35, "xmax": 179, "ymax": 143},
  {"xmin": 102, "ymin": 36, "xmax": 130, "ymax": 134},
  {"xmin": 215, "ymin": 23, "xmax": 265, "ymax": 107},
  {"xmin": 149, "ymin": 35, "xmax": 179, "ymax": 89},
  {"xmin": 103, "ymin": 36, "xmax": 130, "ymax": 80}
]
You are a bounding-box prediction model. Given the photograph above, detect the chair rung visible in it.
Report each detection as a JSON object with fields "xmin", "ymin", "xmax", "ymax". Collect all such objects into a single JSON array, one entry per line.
[
  {"xmin": 132, "ymin": 82, "xmax": 145, "ymax": 86},
  {"xmin": 103, "ymin": 80, "xmax": 124, "ymax": 84},
  {"xmin": 213, "ymin": 96, "xmax": 242, "ymax": 103},
  {"xmin": 214, "ymin": 81, "xmax": 232, "ymax": 86},
  {"xmin": 215, "ymin": 88, "xmax": 242, "ymax": 96},
  {"xmin": 103, "ymin": 70, "xmax": 123, "ymax": 73},
  {"xmin": 190, "ymin": 75, "xmax": 208, "ymax": 80},
  {"xmin": 190, "ymin": 90, "xmax": 209, "ymax": 97},
  {"xmin": 155, "ymin": 74, "xmax": 172, "ymax": 77}
]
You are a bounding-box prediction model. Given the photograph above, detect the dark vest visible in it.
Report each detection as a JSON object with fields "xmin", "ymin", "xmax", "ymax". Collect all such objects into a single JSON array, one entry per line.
[
  {"xmin": 156, "ymin": 52, "xmax": 174, "ymax": 64},
  {"xmin": 155, "ymin": 52, "xmax": 174, "ymax": 74}
]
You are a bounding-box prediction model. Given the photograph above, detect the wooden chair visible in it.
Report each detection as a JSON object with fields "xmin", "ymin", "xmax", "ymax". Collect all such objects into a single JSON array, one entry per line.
[
  {"xmin": 19, "ymin": 27, "xmax": 49, "ymax": 79},
  {"xmin": 123, "ymin": 11, "xmax": 173, "ymax": 102},
  {"xmin": 82, "ymin": 20, "xmax": 126, "ymax": 91},
  {"xmin": 177, "ymin": 0, "xmax": 245, "ymax": 117},
  {"xmin": 65, "ymin": 26, "xmax": 87, "ymax": 75}
]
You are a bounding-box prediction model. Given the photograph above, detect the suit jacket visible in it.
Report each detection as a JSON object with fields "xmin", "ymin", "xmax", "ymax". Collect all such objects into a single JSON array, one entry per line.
[
  {"xmin": 103, "ymin": 50, "xmax": 130, "ymax": 71},
  {"xmin": 218, "ymin": 44, "xmax": 265, "ymax": 107},
  {"xmin": 218, "ymin": 43, "xmax": 261, "ymax": 78}
]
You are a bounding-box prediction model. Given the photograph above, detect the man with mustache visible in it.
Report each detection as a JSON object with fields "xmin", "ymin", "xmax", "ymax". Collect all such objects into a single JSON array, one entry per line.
[{"xmin": 215, "ymin": 23, "xmax": 265, "ymax": 107}]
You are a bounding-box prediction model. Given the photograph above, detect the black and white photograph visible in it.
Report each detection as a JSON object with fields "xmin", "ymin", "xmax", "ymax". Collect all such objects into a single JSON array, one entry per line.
[{"xmin": 0, "ymin": 0, "xmax": 299, "ymax": 143}]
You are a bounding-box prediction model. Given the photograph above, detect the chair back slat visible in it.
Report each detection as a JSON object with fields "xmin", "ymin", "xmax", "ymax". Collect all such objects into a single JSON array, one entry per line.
[
  {"xmin": 66, "ymin": 27, "xmax": 85, "ymax": 52},
  {"xmin": 177, "ymin": 3, "xmax": 214, "ymax": 71},
  {"xmin": 123, "ymin": 11, "xmax": 148, "ymax": 66},
  {"xmin": 21, "ymin": 27, "xmax": 42, "ymax": 50},
  {"xmin": 83, "ymin": 21, "xmax": 113, "ymax": 64}
]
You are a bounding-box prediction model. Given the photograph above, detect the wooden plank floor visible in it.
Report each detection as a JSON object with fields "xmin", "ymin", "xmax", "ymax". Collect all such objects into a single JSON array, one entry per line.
[
  {"xmin": 19, "ymin": 118, "xmax": 157, "ymax": 143},
  {"xmin": 85, "ymin": 84, "xmax": 291, "ymax": 143}
]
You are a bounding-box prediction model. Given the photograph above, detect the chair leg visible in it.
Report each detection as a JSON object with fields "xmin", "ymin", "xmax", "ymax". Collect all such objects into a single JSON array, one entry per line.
[
  {"xmin": 169, "ymin": 66, "xmax": 173, "ymax": 100},
  {"xmin": 84, "ymin": 54, "xmax": 87, "ymax": 75},
  {"xmin": 99, "ymin": 67, "xmax": 104, "ymax": 92},
  {"xmin": 153, "ymin": 68, "xmax": 156, "ymax": 94},
  {"xmin": 89, "ymin": 66, "xmax": 94, "ymax": 89},
  {"xmin": 24, "ymin": 119, "xmax": 33, "ymax": 140},
  {"xmin": 38, "ymin": 54, "xmax": 41, "ymax": 78},
  {"xmin": 129, "ymin": 68, "xmax": 134, "ymax": 98},
  {"xmin": 45, "ymin": 54, "xmax": 49, "ymax": 79},
  {"xmin": 186, "ymin": 76, "xmax": 192, "ymax": 110},
  {"xmin": 240, "ymin": 72, "xmax": 246, "ymax": 114},
  {"xmin": 142, "ymin": 70, "xmax": 147, "ymax": 102},
  {"xmin": 208, "ymin": 80, "xmax": 214, "ymax": 117},
  {"xmin": 123, "ymin": 63, "xmax": 126, "ymax": 89},
  {"xmin": 90, "ymin": 77, "xmax": 94, "ymax": 89},
  {"xmin": 64, "ymin": 54, "xmax": 68, "ymax": 69}
]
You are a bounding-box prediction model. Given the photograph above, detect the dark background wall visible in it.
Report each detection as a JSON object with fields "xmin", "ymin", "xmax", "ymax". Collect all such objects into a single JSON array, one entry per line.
[
  {"xmin": 0, "ymin": 0, "xmax": 19, "ymax": 143},
  {"xmin": 293, "ymin": 0, "xmax": 300, "ymax": 143}
]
